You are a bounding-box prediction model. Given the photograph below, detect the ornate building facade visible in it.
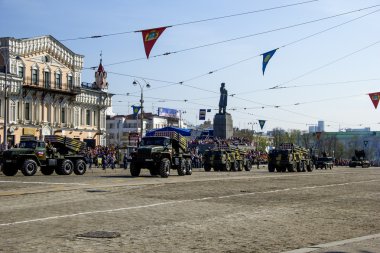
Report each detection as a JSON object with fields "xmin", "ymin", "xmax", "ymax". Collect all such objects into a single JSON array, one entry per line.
[{"xmin": 0, "ymin": 35, "xmax": 112, "ymax": 148}]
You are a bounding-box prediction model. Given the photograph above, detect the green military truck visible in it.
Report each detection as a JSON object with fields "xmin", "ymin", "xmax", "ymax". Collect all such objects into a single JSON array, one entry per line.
[
  {"xmin": 1, "ymin": 135, "xmax": 87, "ymax": 176},
  {"xmin": 268, "ymin": 143, "xmax": 313, "ymax": 173},
  {"xmin": 203, "ymin": 145, "xmax": 251, "ymax": 172},
  {"xmin": 130, "ymin": 130, "xmax": 192, "ymax": 178}
]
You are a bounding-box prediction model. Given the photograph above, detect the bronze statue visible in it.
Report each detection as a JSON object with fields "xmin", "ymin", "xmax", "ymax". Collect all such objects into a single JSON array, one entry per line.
[{"xmin": 219, "ymin": 82, "xmax": 227, "ymax": 114}]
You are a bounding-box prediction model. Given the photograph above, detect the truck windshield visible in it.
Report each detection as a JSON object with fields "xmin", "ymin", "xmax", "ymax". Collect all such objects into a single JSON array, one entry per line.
[{"xmin": 19, "ymin": 141, "xmax": 37, "ymax": 149}]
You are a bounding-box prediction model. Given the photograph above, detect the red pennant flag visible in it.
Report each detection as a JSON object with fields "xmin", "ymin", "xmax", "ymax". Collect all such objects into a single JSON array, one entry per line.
[
  {"xmin": 368, "ymin": 92, "xmax": 380, "ymax": 109},
  {"xmin": 140, "ymin": 27, "xmax": 167, "ymax": 58}
]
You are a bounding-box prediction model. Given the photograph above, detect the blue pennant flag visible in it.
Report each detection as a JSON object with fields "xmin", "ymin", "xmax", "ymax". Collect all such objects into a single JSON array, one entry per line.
[
  {"xmin": 258, "ymin": 120, "xmax": 266, "ymax": 130},
  {"xmin": 132, "ymin": 105, "xmax": 141, "ymax": 119},
  {"xmin": 262, "ymin": 49, "xmax": 277, "ymax": 75}
]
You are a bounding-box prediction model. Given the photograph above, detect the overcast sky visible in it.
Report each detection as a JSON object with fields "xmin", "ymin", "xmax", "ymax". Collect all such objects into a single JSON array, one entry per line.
[{"xmin": 2, "ymin": 0, "xmax": 380, "ymax": 132}]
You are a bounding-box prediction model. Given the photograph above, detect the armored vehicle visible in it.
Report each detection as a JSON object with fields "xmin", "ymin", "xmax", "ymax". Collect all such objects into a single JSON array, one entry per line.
[
  {"xmin": 203, "ymin": 145, "xmax": 251, "ymax": 172},
  {"xmin": 348, "ymin": 150, "xmax": 370, "ymax": 168},
  {"xmin": 268, "ymin": 143, "xmax": 313, "ymax": 173},
  {"xmin": 130, "ymin": 131, "xmax": 192, "ymax": 178},
  {"xmin": 1, "ymin": 135, "xmax": 87, "ymax": 176}
]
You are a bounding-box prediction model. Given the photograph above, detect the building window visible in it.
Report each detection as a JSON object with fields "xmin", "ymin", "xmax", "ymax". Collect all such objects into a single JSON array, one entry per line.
[
  {"xmin": 55, "ymin": 72, "xmax": 62, "ymax": 89},
  {"xmin": 109, "ymin": 123, "xmax": 114, "ymax": 129},
  {"xmin": 44, "ymin": 71, "xmax": 50, "ymax": 88},
  {"xmin": 86, "ymin": 110, "xmax": 91, "ymax": 126},
  {"xmin": 61, "ymin": 108, "xmax": 66, "ymax": 123},
  {"xmin": 32, "ymin": 69, "xmax": 38, "ymax": 85},
  {"xmin": 25, "ymin": 103, "xmax": 30, "ymax": 121},
  {"xmin": 68, "ymin": 75, "xmax": 73, "ymax": 89},
  {"xmin": 18, "ymin": 66, "xmax": 24, "ymax": 79}
]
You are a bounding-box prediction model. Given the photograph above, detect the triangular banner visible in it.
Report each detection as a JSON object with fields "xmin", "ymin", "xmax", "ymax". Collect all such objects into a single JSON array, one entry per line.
[
  {"xmin": 132, "ymin": 105, "xmax": 141, "ymax": 118},
  {"xmin": 262, "ymin": 48, "xmax": 278, "ymax": 75},
  {"xmin": 368, "ymin": 92, "xmax": 380, "ymax": 109},
  {"xmin": 258, "ymin": 120, "xmax": 266, "ymax": 130},
  {"xmin": 140, "ymin": 27, "xmax": 167, "ymax": 58}
]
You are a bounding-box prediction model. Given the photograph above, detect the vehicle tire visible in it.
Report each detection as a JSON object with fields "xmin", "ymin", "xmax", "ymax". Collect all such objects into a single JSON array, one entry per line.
[
  {"xmin": 306, "ymin": 164, "xmax": 313, "ymax": 172},
  {"xmin": 21, "ymin": 159, "xmax": 38, "ymax": 176},
  {"xmin": 288, "ymin": 163, "xmax": 295, "ymax": 172},
  {"xmin": 276, "ymin": 167, "xmax": 282, "ymax": 172},
  {"xmin": 204, "ymin": 164, "xmax": 212, "ymax": 172},
  {"xmin": 268, "ymin": 163, "xmax": 275, "ymax": 172},
  {"xmin": 56, "ymin": 160, "xmax": 74, "ymax": 175},
  {"xmin": 223, "ymin": 161, "xmax": 231, "ymax": 171},
  {"xmin": 237, "ymin": 161, "xmax": 243, "ymax": 171},
  {"xmin": 40, "ymin": 166, "xmax": 55, "ymax": 175},
  {"xmin": 130, "ymin": 162, "xmax": 141, "ymax": 177},
  {"xmin": 74, "ymin": 160, "xmax": 87, "ymax": 175},
  {"xmin": 214, "ymin": 166, "xmax": 220, "ymax": 172},
  {"xmin": 177, "ymin": 159, "xmax": 186, "ymax": 176},
  {"xmin": 2, "ymin": 164, "xmax": 18, "ymax": 176},
  {"xmin": 296, "ymin": 162, "xmax": 301, "ymax": 172},
  {"xmin": 159, "ymin": 158, "xmax": 171, "ymax": 178},
  {"xmin": 231, "ymin": 161, "xmax": 238, "ymax": 172},
  {"xmin": 244, "ymin": 160, "xmax": 252, "ymax": 171},
  {"xmin": 185, "ymin": 158, "xmax": 192, "ymax": 175}
]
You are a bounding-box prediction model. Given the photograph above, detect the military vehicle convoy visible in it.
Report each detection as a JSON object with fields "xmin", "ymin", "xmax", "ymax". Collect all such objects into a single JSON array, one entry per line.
[
  {"xmin": 1, "ymin": 135, "xmax": 87, "ymax": 176},
  {"xmin": 203, "ymin": 145, "xmax": 252, "ymax": 172},
  {"xmin": 348, "ymin": 150, "xmax": 370, "ymax": 168},
  {"xmin": 130, "ymin": 130, "xmax": 192, "ymax": 178},
  {"xmin": 314, "ymin": 156, "xmax": 334, "ymax": 170},
  {"xmin": 268, "ymin": 143, "xmax": 313, "ymax": 172}
]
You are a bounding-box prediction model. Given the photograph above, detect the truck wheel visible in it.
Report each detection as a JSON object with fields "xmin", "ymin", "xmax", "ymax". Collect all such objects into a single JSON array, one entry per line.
[
  {"xmin": 74, "ymin": 160, "xmax": 87, "ymax": 175},
  {"xmin": 40, "ymin": 166, "xmax": 55, "ymax": 175},
  {"xmin": 177, "ymin": 159, "xmax": 186, "ymax": 176},
  {"xmin": 288, "ymin": 164, "xmax": 295, "ymax": 172},
  {"xmin": 159, "ymin": 158, "xmax": 171, "ymax": 178},
  {"xmin": 223, "ymin": 161, "xmax": 231, "ymax": 171},
  {"xmin": 231, "ymin": 161, "xmax": 238, "ymax": 172},
  {"xmin": 306, "ymin": 164, "xmax": 313, "ymax": 172},
  {"xmin": 244, "ymin": 160, "xmax": 252, "ymax": 171},
  {"xmin": 204, "ymin": 164, "xmax": 211, "ymax": 172},
  {"xmin": 268, "ymin": 163, "xmax": 275, "ymax": 172},
  {"xmin": 2, "ymin": 165, "xmax": 18, "ymax": 176},
  {"xmin": 214, "ymin": 166, "xmax": 220, "ymax": 172},
  {"xmin": 185, "ymin": 158, "xmax": 192, "ymax": 175},
  {"xmin": 21, "ymin": 159, "xmax": 38, "ymax": 176},
  {"xmin": 237, "ymin": 161, "xmax": 243, "ymax": 171},
  {"xmin": 130, "ymin": 162, "xmax": 141, "ymax": 177},
  {"xmin": 57, "ymin": 160, "xmax": 74, "ymax": 175}
]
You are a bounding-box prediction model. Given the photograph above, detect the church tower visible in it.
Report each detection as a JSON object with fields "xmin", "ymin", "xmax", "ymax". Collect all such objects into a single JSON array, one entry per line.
[{"xmin": 94, "ymin": 54, "xmax": 108, "ymax": 90}]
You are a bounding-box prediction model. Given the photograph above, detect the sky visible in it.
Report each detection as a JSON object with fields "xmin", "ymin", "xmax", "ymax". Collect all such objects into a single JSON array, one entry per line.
[{"xmin": 2, "ymin": 0, "xmax": 380, "ymax": 132}]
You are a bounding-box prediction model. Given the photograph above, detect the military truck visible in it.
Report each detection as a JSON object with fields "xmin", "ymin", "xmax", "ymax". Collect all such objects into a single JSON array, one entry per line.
[
  {"xmin": 268, "ymin": 143, "xmax": 313, "ymax": 173},
  {"xmin": 348, "ymin": 150, "xmax": 370, "ymax": 168},
  {"xmin": 129, "ymin": 130, "xmax": 192, "ymax": 178},
  {"xmin": 203, "ymin": 145, "xmax": 251, "ymax": 172},
  {"xmin": 1, "ymin": 135, "xmax": 87, "ymax": 176},
  {"xmin": 314, "ymin": 156, "xmax": 334, "ymax": 170}
]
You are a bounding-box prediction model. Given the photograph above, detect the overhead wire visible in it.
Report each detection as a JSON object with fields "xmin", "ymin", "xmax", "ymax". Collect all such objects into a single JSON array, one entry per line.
[
  {"xmin": 61, "ymin": 0, "xmax": 319, "ymax": 41},
  {"xmin": 88, "ymin": 4, "xmax": 380, "ymax": 68}
]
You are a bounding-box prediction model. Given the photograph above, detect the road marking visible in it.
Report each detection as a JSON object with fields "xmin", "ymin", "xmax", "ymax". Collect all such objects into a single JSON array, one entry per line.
[
  {"xmin": 1, "ymin": 179, "xmax": 379, "ymax": 227},
  {"xmin": 282, "ymin": 233, "xmax": 380, "ymax": 253},
  {"xmin": 0, "ymin": 180, "xmax": 89, "ymax": 186}
]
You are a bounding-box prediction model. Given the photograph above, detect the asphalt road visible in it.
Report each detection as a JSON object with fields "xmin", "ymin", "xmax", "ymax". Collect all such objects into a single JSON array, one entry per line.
[{"xmin": 1, "ymin": 166, "xmax": 379, "ymax": 253}]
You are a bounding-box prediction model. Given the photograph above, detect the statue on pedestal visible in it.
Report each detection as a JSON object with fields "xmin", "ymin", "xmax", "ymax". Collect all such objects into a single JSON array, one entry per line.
[{"xmin": 219, "ymin": 82, "xmax": 228, "ymax": 114}]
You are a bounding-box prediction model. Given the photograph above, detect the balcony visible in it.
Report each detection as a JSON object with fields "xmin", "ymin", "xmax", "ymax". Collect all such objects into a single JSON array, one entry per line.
[{"xmin": 22, "ymin": 80, "xmax": 81, "ymax": 95}]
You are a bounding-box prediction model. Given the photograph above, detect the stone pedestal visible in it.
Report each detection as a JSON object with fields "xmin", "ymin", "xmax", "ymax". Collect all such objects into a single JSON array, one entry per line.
[{"xmin": 213, "ymin": 113, "xmax": 233, "ymax": 139}]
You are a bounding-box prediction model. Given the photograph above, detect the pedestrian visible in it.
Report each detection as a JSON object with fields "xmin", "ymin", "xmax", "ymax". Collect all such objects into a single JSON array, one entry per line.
[
  {"xmin": 123, "ymin": 152, "xmax": 129, "ymax": 169},
  {"xmin": 110, "ymin": 154, "xmax": 116, "ymax": 170},
  {"xmin": 102, "ymin": 154, "xmax": 107, "ymax": 170}
]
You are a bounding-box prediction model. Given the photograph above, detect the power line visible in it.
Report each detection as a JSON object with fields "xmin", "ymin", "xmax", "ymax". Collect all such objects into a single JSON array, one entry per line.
[
  {"xmin": 61, "ymin": 0, "xmax": 318, "ymax": 41},
  {"xmin": 89, "ymin": 4, "xmax": 380, "ymax": 68}
]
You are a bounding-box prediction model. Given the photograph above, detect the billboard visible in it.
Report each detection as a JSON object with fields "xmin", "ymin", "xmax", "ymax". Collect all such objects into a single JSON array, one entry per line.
[{"xmin": 158, "ymin": 107, "xmax": 179, "ymax": 118}]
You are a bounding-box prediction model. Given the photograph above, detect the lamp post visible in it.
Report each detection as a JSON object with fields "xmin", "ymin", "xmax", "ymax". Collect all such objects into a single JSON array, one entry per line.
[
  {"xmin": 132, "ymin": 79, "xmax": 150, "ymax": 140},
  {"xmin": 0, "ymin": 47, "xmax": 20, "ymax": 150},
  {"xmin": 248, "ymin": 122, "xmax": 257, "ymax": 133}
]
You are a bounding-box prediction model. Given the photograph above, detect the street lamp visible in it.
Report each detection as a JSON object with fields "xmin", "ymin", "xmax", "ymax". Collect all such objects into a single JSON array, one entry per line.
[
  {"xmin": 248, "ymin": 122, "xmax": 257, "ymax": 133},
  {"xmin": 132, "ymin": 79, "xmax": 150, "ymax": 140},
  {"xmin": 0, "ymin": 47, "xmax": 20, "ymax": 150}
]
